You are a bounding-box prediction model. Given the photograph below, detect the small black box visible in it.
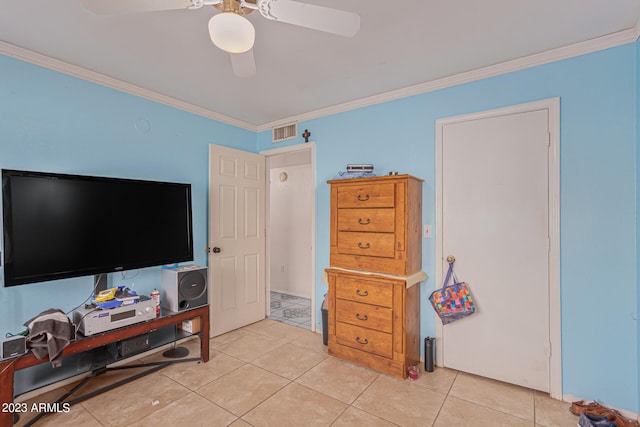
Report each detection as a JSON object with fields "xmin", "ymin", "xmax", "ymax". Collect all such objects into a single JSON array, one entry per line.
[
  {"xmin": 118, "ymin": 333, "xmax": 150, "ymax": 358},
  {"xmin": 1, "ymin": 336, "xmax": 27, "ymax": 359}
]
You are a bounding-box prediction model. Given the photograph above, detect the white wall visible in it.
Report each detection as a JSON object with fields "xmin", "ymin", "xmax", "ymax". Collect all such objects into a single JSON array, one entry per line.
[{"xmin": 269, "ymin": 163, "xmax": 312, "ymax": 298}]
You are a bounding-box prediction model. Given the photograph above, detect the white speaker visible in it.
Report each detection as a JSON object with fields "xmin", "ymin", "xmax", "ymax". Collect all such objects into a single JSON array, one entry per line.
[{"xmin": 161, "ymin": 265, "xmax": 208, "ymax": 312}]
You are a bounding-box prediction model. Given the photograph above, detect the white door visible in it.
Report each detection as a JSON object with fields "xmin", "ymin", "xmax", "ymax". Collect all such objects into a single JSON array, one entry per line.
[
  {"xmin": 209, "ymin": 144, "xmax": 266, "ymax": 337},
  {"xmin": 436, "ymin": 103, "xmax": 557, "ymax": 392}
]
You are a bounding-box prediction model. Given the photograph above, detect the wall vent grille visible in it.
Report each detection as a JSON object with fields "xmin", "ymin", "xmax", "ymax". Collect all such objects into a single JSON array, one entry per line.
[{"xmin": 272, "ymin": 123, "xmax": 297, "ymax": 143}]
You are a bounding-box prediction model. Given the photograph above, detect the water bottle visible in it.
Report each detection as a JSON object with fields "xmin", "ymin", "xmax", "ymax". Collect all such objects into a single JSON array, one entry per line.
[{"xmin": 425, "ymin": 337, "xmax": 434, "ymax": 372}]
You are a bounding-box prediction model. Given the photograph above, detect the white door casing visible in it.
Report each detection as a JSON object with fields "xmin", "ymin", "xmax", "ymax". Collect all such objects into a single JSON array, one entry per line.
[
  {"xmin": 209, "ymin": 144, "xmax": 266, "ymax": 337},
  {"xmin": 435, "ymin": 98, "xmax": 561, "ymax": 397}
]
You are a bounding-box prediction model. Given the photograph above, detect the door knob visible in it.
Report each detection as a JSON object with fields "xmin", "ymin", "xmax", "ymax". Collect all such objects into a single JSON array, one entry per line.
[
  {"xmin": 212, "ymin": 247, "xmax": 221, "ymax": 254},
  {"xmin": 446, "ymin": 255, "xmax": 456, "ymax": 263}
]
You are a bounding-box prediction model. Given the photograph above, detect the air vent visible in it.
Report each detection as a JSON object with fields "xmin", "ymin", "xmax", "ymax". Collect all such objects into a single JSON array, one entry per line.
[{"xmin": 272, "ymin": 122, "xmax": 298, "ymax": 143}]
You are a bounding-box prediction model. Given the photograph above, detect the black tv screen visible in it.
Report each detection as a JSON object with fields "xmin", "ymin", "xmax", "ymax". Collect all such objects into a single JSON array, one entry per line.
[{"xmin": 2, "ymin": 169, "xmax": 194, "ymax": 286}]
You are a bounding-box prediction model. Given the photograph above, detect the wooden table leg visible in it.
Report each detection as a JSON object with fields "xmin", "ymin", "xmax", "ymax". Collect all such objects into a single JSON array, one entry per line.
[
  {"xmin": 200, "ymin": 307, "xmax": 210, "ymax": 362},
  {"xmin": 0, "ymin": 359, "xmax": 16, "ymax": 426}
]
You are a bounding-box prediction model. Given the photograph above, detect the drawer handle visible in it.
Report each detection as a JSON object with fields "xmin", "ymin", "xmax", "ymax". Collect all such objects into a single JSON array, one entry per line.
[
  {"xmin": 356, "ymin": 336, "xmax": 369, "ymax": 345},
  {"xmin": 356, "ymin": 313, "xmax": 368, "ymax": 321},
  {"xmin": 358, "ymin": 242, "xmax": 371, "ymax": 249},
  {"xmin": 357, "ymin": 194, "xmax": 369, "ymax": 201},
  {"xmin": 356, "ymin": 289, "xmax": 369, "ymax": 297},
  {"xmin": 358, "ymin": 218, "xmax": 371, "ymax": 225}
]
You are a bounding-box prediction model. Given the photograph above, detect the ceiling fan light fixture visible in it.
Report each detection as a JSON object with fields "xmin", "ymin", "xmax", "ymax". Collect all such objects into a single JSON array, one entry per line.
[{"xmin": 208, "ymin": 12, "xmax": 255, "ymax": 54}]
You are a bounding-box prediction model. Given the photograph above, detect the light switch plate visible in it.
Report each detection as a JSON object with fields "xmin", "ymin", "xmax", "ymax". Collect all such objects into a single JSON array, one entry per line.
[{"xmin": 424, "ymin": 225, "xmax": 432, "ymax": 238}]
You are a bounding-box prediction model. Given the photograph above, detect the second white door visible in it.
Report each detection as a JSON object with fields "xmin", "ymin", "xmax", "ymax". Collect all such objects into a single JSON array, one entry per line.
[
  {"xmin": 437, "ymin": 105, "xmax": 553, "ymax": 392},
  {"xmin": 209, "ymin": 144, "xmax": 266, "ymax": 337}
]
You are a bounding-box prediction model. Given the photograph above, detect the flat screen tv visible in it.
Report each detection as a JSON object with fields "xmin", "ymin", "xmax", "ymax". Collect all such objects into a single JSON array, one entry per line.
[{"xmin": 2, "ymin": 169, "xmax": 193, "ymax": 286}]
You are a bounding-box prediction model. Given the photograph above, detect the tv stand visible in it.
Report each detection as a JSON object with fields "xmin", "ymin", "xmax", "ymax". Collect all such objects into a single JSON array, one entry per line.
[{"xmin": 0, "ymin": 305, "xmax": 209, "ymax": 426}]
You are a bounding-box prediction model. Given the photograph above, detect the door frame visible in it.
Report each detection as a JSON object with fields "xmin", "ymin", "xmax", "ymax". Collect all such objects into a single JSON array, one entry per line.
[
  {"xmin": 434, "ymin": 98, "xmax": 561, "ymax": 398},
  {"xmin": 260, "ymin": 142, "xmax": 317, "ymax": 332}
]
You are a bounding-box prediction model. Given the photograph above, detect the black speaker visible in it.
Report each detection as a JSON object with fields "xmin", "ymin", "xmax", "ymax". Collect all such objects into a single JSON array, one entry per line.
[
  {"xmin": 118, "ymin": 333, "xmax": 150, "ymax": 357},
  {"xmin": 1, "ymin": 336, "xmax": 26, "ymax": 359},
  {"xmin": 161, "ymin": 265, "xmax": 208, "ymax": 312}
]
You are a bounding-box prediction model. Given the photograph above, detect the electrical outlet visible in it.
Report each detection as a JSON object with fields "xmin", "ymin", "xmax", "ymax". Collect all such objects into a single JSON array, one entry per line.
[{"xmin": 424, "ymin": 225, "xmax": 432, "ymax": 238}]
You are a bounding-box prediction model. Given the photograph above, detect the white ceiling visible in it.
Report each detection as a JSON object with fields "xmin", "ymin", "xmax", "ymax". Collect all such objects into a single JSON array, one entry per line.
[{"xmin": 1, "ymin": 1, "xmax": 639, "ymax": 129}]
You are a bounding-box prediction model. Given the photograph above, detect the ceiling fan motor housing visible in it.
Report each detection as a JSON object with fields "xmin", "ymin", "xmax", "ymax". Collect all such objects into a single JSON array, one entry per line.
[{"xmin": 214, "ymin": 0, "xmax": 256, "ymax": 15}]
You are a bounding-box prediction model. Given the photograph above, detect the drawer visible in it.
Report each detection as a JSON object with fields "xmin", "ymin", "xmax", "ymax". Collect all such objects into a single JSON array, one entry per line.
[
  {"xmin": 337, "ymin": 231, "xmax": 395, "ymax": 258},
  {"xmin": 337, "ymin": 183, "xmax": 395, "ymax": 208},
  {"xmin": 335, "ymin": 275, "xmax": 393, "ymax": 307},
  {"xmin": 336, "ymin": 299, "xmax": 392, "ymax": 333},
  {"xmin": 336, "ymin": 322, "xmax": 392, "ymax": 358},
  {"xmin": 337, "ymin": 208, "xmax": 395, "ymax": 232}
]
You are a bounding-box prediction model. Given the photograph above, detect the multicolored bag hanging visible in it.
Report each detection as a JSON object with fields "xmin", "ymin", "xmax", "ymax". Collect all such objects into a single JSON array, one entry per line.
[{"xmin": 429, "ymin": 260, "xmax": 476, "ymax": 325}]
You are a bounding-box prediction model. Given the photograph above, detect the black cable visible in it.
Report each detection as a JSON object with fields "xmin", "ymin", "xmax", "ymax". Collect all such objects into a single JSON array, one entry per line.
[
  {"xmin": 4, "ymin": 330, "xmax": 27, "ymax": 338},
  {"xmin": 72, "ymin": 307, "xmax": 100, "ymax": 337},
  {"xmin": 65, "ymin": 274, "xmax": 104, "ymax": 317}
]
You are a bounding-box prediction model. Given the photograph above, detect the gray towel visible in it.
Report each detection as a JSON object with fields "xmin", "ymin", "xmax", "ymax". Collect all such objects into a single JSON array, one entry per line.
[{"xmin": 24, "ymin": 308, "xmax": 73, "ymax": 368}]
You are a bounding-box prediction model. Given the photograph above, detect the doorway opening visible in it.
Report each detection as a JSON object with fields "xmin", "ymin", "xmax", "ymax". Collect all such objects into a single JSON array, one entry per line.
[
  {"xmin": 262, "ymin": 143, "xmax": 316, "ymax": 331},
  {"xmin": 269, "ymin": 291, "xmax": 312, "ymax": 329}
]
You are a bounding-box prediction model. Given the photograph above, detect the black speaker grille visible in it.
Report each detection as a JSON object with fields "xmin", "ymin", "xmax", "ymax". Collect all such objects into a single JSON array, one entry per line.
[{"xmin": 178, "ymin": 271, "xmax": 207, "ymax": 300}]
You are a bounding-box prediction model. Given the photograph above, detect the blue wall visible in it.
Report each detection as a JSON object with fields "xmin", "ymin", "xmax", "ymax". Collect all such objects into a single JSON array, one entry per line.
[
  {"xmin": 0, "ymin": 54, "xmax": 255, "ymax": 334},
  {"xmin": 2, "ymin": 39, "xmax": 639, "ymax": 413},
  {"xmin": 259, "ymin": 43, "xmax": 639, "ymax": 412}
]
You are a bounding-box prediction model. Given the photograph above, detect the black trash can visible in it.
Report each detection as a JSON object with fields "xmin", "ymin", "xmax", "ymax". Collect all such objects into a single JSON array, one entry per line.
[{"xmin": 321, "ymin": 294, "xmax": 328, "ymax": 346}]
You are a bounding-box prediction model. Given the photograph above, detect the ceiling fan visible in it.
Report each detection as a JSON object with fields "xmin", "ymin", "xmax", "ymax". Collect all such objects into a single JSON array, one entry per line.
[{"xmin": 81, "ymin": 0, "xmax": 361, "ymax": 77}]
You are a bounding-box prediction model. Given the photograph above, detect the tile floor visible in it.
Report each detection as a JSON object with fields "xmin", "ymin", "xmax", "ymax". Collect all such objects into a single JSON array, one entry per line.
[
  {"xmin": 268, "ymin": 291, "xmax": 312, "ymax": 330},
  {"xmin": 15, "ymin": 320, "xmax": 580, "ymax": 427}
]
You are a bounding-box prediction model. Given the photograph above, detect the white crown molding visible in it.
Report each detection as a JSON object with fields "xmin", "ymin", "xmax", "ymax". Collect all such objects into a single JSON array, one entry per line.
[
  {"xmin": 256, "ymin": 28, "xmax": 637, "ymax": 132},
  {"xmin": 0, "ymin": 41, "xmax": 257, "ymax": 132},
  {"xmin": 1, "ymin": 27, "xmax": 636, "ymax": 135}
]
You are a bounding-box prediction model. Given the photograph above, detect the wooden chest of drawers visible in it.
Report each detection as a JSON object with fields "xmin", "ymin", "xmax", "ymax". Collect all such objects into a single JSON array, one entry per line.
[
  {"xmin": 328, "ymin": 175, "xmax": 422, "ymax": 276},
  {"xmin": 326, "ymin": 174, "xmax": 423, "ymax": 379},
  {"xmin": 326, "ymin": 269, "xmax": 422, "ymax": 378}
]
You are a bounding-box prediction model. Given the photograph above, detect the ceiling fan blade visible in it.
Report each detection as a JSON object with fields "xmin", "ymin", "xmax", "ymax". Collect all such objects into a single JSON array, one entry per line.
[
  {"xmin": 230, "ymin": 50, "xmax": 257, "ymax": 77},
  {"xmin": 259, "ymin": 0, "xmax": 360, "ymax": 37},
  {"xmin": 81, "ymin": 0, "xmax": 197, "ymax": 15}
]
